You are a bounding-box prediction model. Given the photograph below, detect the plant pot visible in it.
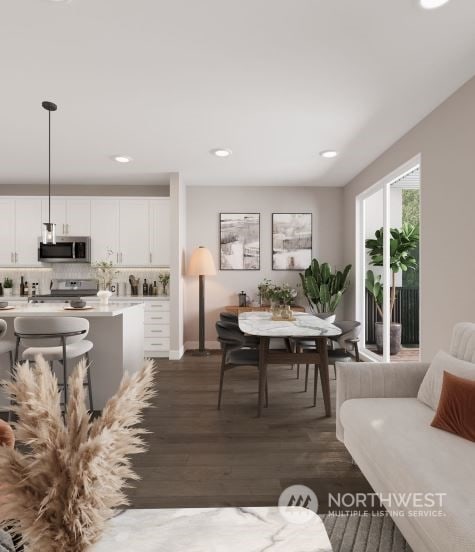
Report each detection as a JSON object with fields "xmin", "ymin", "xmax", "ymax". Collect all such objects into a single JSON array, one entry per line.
[
  {"xmin": 316, "ymin": 312, "xmax": 336, "ymax": 324},
  {"xmin": 375, "ymin": 322, "xmax": 401, "ymax": 355},
  {"xmin": 97, "ymin": 290, "xmax": 113, "ymax": 306},
  {"xmin": 3, "ymin": 288, "xmax": 13, "ymax": 297}
]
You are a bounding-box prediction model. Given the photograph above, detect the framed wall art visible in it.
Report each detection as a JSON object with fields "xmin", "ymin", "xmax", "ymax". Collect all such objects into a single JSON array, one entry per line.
[
  {"xmin": 272, "ymin": 213, "xmax": 312, "ymax": 270},
  {"xmin": 220, "ymin": 213, "xmax": 260, "ymax": 270}
]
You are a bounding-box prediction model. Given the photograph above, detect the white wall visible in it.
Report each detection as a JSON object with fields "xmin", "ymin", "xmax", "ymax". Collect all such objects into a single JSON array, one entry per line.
[
  {"xmin": 343, "ymin": 75, "xmax": 475, "ymax": 361},
  {"xmin": 169, "ymin": 173, "xmax": 186, "ymax": 359},
  {"xmin": 185, "ymin": 186, "xmax": 344, "ymax": 348}
]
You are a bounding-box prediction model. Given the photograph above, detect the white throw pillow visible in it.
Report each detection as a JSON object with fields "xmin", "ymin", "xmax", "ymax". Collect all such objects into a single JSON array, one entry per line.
[{"xmin": 417, "ymin": 350, "xmax": 475, "ymax": 410}]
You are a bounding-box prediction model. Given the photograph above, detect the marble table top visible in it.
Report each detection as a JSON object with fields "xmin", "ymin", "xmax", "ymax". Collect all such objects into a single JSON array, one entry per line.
[
  {"xmin": 93, "ymin": 507, "xmax": 332, "ymax": 551},
  {"xmin": 239, "ymin": 311, "xmax": 341, "ymax": 338}
]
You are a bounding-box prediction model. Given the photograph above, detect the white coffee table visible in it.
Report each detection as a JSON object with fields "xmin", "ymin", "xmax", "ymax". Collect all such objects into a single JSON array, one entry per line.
[{"xmin": 92, "ymin": 507, "xmax": 333, "ymax": 551}]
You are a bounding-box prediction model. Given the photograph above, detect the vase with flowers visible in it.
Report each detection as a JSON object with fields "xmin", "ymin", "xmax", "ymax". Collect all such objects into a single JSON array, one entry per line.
[
  {"xmin": 269, "ymin": 283, "xmax": 297, "ymax": 319},
  {"xmin": 92, "ymin": 250, "xmax": 119, "ymax": 305}
]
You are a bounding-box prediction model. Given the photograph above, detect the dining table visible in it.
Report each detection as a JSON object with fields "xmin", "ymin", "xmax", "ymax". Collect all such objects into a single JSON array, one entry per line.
[{"xmin": 238, "ymin": 311, "xmax": 342, "ymax": 417}]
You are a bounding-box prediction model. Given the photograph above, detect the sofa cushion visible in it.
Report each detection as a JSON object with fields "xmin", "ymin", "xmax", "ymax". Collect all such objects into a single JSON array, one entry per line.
[
  {"xmin": 417, "ymin": 350, "xmax": 475, "ymax": 410},
  {"xmin": 431, "ymin": 371, "xmax": 475, "ymax": 442},
  {"xmin": 340, "ymin": 397, "xmax": 475, "ymax": 552}
]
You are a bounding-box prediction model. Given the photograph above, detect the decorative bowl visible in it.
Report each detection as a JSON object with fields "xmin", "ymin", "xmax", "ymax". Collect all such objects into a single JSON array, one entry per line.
[{"xmin": 70, "ymin": 300, "xmax": 87, "ymax": 309}]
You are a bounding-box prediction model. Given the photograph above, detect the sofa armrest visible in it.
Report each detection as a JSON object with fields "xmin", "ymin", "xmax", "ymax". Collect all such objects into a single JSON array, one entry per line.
[{"xmin": 336, "ymin": 361, "xmax": 430, "ymax": 442}]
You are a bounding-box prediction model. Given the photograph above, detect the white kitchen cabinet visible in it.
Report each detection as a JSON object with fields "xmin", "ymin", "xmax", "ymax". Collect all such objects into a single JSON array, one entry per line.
[
  {"xmin": 42, "ymin": 199, "xmax": 91, "ymax": 236},
  {"xmin": 66, "ymin": 199, "xmax": 91, "ymax": 235},
  {"xmin": 91, "ymin": 199, "xmax": 119, "ymax": 263},
  {"xmin": 119, "ymin": 199, "xmax": 150, "ymax": 266},
  {"xmin": 150, "ymin": 198, "xmax": 170, "ymax": 266},
  {"xmin": 15, "ymin": 198, "xmax": 42, "ymax": 265},
  {"xmin": 0, "ymin": 199, "xmax": 15, "ymax": 265}
]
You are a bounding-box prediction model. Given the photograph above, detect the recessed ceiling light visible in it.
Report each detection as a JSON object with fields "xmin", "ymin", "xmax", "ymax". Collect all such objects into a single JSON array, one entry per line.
[
  {"xmin": 112, "ymin": 155, "xmax": 133, "ymax": 163},
  {"xmin": 419, "ymin": 0, "xmax": 450, "ymax": 9},
  {"xmin": 319, "ymin": 150, "xmax": 339, "ymax": 159},
  {"xmin": 210, "ymin": 148, "xmax": 232, "ymax": 158}
]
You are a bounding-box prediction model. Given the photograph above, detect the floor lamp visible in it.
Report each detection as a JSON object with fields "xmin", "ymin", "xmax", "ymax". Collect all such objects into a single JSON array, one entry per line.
[{"xmin": 188, "ymin": 246, "xmax": 216, "ymax": 356}]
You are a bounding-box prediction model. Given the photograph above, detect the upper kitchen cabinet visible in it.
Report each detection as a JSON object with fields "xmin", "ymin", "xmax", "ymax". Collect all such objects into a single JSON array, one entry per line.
[
  {"xmin": 66, "ymin": 199, "xmax": 91, "ymax": 235},
  {"xmin": 0, "ymin": 199, "xmax": 15, "ymax": 265},
  {"xmin": 150, "ymin": 199, "xmax": 170, "ymax": 266},
  {"xmin": 119, "ymin": 199, "xmax": 150, "ymax": 266},
  {"xmin": 90, "ymin": 199, "xmax": 119, "ymax": 263},
  {"xmin": 42, "ymin": 198, "xmax": 91, "ymax": 236},
  {"xmin": 15, "ymin": 198, "xmax": 43, "ymax": 265}
]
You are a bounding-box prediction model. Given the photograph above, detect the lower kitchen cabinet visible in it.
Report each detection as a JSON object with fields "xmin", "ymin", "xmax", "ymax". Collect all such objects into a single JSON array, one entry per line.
[{"xmin": 143, "ymin": 300, "xmax": 170, "ymax": 357}]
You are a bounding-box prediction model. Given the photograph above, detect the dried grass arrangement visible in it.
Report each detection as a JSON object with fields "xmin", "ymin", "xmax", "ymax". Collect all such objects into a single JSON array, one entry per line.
[{"xmin": 0, "ymin": 355, "xmax": 156, "ymax": 551}]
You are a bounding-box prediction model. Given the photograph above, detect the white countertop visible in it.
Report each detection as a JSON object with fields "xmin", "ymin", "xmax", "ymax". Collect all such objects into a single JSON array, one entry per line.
[
  {"xmin": 239, "ymin": 311, "xmax": 341, "ymax": 338},
  {"xmin": 92, "ymin": 508, "xmax": 332, "ymax": 551},
  {"xmin": 0, "ymin": 302, "xmax": 144, "ymax": 317},
  {"xmin": 2, "ymin": 295, "xmax": 170, "ymax": 302}
]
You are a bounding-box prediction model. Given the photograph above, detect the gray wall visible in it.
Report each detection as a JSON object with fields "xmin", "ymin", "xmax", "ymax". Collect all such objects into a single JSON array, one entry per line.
[
  {"xmin": 343, "ymin": 75, "xmax": 475, "ymax": 361},
  {"xmin": 185, "ymin": 186, "xmax": 344, "ymax": 348}
]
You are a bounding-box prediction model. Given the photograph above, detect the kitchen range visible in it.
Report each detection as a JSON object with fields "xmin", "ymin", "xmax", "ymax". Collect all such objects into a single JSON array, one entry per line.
[{"xmin": 29, "ymin": 278, "xmax": 98, "ymax": 303}]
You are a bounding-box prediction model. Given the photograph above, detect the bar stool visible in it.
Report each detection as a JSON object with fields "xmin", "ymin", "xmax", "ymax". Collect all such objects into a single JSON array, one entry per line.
[
  {"xmin": 0, "ymin": 319, "xmax": 15, "ymax": 374},
  {"xmin": 14, "ymin": 317, "xmax": 94, "ymax": 412}
]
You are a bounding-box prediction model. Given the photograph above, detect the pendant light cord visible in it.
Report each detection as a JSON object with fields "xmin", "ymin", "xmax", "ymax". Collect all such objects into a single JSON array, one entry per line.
[{"xmin": 48, "ymin": 108, "xmax": 51, "ymax": 225}]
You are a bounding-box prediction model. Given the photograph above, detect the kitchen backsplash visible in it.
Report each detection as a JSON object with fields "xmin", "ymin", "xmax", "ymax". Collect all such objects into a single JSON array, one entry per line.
[{"xmin": 0, "ymin": 265, "xmax": 170, "ymax": 296}]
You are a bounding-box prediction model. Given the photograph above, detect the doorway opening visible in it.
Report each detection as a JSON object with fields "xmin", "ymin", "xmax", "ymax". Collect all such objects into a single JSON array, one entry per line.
[{"xmin": 356, "ymin": 156, "xmax": 421, "ymax": 362}]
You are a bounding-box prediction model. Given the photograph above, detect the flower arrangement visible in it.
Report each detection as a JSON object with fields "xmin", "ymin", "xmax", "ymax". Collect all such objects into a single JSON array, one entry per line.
[
  {"xmin": 270, "ymin": 283, "xmax": 297, "ymax": 305},
  {"xmin": 92, "ymin": 249, "xmax": 119, "ymax": 290},
  {"xmin": 158, "ymin": 271, "xmax": 170, "ymax": 295},
  {"xmin": 0, "ymin": 356, "xmax": 156, "ymax": 551}
]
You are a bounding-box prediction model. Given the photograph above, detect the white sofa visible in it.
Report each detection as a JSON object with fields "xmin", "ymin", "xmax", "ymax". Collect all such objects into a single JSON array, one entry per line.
[{"xmin": 336, "ymin": 323, "xmax": 475, "ymax": 552}]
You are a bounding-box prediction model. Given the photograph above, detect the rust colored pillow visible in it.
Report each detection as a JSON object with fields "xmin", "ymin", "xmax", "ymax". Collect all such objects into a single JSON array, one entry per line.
[
  {"xmin": 431, "ymin": 371, "xmax": 475, "ymax": 442},
  {"xmin": 0, "ymin": 419, "xmax": 15, "ymax": 448}
]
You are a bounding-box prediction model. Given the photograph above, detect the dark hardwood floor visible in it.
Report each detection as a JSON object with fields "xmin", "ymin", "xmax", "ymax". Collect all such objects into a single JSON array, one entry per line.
[{"xmin": 128, "ymin": 353, "xmax": 375, "ymax": 512}]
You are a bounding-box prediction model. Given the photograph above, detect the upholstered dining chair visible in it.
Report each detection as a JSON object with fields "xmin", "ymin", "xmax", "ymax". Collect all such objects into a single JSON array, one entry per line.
[
  {"xmin": 216, "ymin": 320, "xmax": 268, "ymax": 410},
  {"xmin": 0, "ymin": 320, "xmax": 15, "ymax": 376},
  {"xmin": 14, "ymin": 317, "xmax": 94, "ymax": 412},
  {"xmin": 295, "ymin": 321, "xmax": 361, "ymax": 405}
]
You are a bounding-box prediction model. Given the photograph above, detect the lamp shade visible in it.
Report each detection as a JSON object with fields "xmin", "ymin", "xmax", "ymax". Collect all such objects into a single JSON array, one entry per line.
[{"xmin": 187, "ymin": 246, "xmax": 216, "ymax": 276}]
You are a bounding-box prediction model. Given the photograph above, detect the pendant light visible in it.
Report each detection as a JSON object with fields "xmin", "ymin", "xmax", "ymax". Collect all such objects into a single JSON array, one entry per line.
[{"xmin": 42, "ymin": 100, "xmax": 57, "ymax": 245}]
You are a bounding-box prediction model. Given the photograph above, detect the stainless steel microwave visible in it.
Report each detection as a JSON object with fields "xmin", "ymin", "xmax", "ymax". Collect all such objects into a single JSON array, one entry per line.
[{"xmin": 38, "ymin": 236, "xmax": 91, "ymax": 263}]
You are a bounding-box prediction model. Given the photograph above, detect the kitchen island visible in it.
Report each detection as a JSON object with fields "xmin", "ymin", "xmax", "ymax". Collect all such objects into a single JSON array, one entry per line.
[{"xmin": 0, "ymin": 302, "xmax": 145, "ymax": 411}]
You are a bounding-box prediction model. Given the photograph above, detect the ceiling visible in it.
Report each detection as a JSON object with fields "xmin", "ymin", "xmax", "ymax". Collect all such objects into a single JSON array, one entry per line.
[{"xmin": 1, "ymin": 0, "xmax": 475, "ymax": 188}]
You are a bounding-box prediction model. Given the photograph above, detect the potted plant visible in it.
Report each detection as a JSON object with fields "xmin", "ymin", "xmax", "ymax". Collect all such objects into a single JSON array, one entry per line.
[
  {"xmin": 158, "ymin": 271, "xmax": 170, "ymax": 296},
  {"xmin": 365, "ymin": 222, "xmax": 419, "ymax": 355},
  {"xmin": 257, "ymin": 278, "xmax": 274, "ymax": 307},
  {"xmin": 3, "ymin": 278, "xmax": 13, "ymax": 297},
  {"xmin": 299, "ymin": 259, "xmax": 352, "ymax": 321}
]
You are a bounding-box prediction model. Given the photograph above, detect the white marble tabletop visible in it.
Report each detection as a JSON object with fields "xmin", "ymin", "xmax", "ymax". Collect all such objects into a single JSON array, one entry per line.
[
  {"xmin": 93, "ymin": 507, "xmax": 332, "ymax": 551},
  {"xmin": 239, "ymin": 311, "xmax": 341, "ymax": 338}
]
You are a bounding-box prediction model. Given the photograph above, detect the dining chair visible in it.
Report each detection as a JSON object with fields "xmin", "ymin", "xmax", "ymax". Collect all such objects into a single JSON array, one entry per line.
[
  {"xmin": 14, "ymin": 317, "xmax": 94, "ymax": 412},
  {"xmin": 219, "ymin": 312, "xmax": 260, "ymax": 348},
  {"xmin": 216, "ymin": 320, "xmax": 268, "ymax": 410},
  {"xmin": 0, "ymin": 319, "xmax": 15, "ymax": 375},
  {"xmin": 299, "ymin": 320, "xmax": 361, "ymax": 401}
]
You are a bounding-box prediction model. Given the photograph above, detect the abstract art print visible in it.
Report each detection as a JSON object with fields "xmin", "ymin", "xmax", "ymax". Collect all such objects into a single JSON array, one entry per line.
[
  {"xmin": 272, "ymin": 213, "xmax": 312, "ymax": 270},
  {"xmin": 220, "ymin": 213, "xmax": 260, "ymax": 270}
]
